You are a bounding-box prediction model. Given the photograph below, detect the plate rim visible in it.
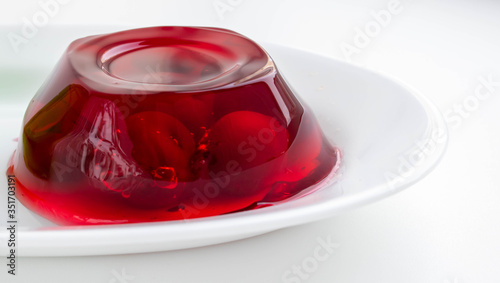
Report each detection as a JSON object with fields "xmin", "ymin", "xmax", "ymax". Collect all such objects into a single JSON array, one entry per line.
[{"xmin": 0, "ymin": 43, "xmax": 448, "ymax": 257}]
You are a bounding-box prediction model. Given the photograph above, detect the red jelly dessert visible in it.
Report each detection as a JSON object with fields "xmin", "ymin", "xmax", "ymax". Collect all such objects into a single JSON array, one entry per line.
[{"xmin": 7, "ymin": 27, "xmax": 340, "ymax": 225}]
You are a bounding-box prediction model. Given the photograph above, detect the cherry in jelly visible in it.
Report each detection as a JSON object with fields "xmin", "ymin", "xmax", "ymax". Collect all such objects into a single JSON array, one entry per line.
[{"xmin": 7, "ymin": 27, "xmax": 340, "ymax": 225}]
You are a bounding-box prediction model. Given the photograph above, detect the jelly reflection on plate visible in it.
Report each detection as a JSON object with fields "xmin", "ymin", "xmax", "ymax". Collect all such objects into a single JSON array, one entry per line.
[{"xmin": 7, "ymin": 27, "xmax": 340, "ymax": 225}]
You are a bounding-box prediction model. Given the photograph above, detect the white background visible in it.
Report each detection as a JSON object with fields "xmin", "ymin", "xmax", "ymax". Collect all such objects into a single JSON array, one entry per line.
[{"xmin": 1, "ymin": 0, "xmax": 500, "ymax": 282}]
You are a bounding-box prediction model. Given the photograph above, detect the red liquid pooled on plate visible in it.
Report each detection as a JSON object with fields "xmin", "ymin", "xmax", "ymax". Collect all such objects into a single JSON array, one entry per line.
[{"xmin": 7, "ymin": 27, "xmax": 340, "ymax": 225}]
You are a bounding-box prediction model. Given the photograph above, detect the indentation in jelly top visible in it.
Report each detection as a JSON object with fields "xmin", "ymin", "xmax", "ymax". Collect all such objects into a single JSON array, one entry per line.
[
  {"xmin": 70, "ymin": 27, "xmax": 272, "ymax": 93},
  {"xmin": 104, "ymin": 45, "xmax": 227, "ymax": 85}
]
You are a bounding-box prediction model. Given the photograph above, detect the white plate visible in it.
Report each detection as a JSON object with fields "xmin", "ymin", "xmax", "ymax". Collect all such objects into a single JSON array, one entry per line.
[{"xmin": 0, "ymin": 43, "xmax": 447, "ymax": 257}]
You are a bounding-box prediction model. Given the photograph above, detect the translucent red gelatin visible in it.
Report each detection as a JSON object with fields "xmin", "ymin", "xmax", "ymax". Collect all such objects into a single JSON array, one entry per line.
[{"xmin": 7, "ymin": 27, "xmax": 340, "ymax": 225}]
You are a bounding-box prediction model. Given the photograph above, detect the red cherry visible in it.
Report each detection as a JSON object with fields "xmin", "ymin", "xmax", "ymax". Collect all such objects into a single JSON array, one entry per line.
[
  {"xmin": 208, "ymin": 111, "xmax": 289, "ymax": 173},
  {"xmin": 125, "ymin": 111, "xmax": 195, "ymax": 181}
]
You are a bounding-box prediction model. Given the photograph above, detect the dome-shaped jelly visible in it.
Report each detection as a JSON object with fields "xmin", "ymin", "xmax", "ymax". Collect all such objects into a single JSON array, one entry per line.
[{"xmin": 7, "ymin": 27, "xmax": 340, "ymax": 225}]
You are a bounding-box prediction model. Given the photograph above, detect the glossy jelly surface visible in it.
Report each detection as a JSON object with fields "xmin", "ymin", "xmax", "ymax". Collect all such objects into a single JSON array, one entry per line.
[{"xmin": 7, "ymin": 27, "xmax": 340, "ymax": 225}]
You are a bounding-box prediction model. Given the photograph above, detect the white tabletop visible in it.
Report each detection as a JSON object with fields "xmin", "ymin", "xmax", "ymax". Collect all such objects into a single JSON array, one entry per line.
[{"xmin": 1, "ymin": 0, "xmax": 499, "ymax": 282}]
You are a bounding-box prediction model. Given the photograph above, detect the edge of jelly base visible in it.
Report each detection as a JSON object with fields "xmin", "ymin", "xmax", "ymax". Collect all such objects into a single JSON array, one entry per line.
[{"xmin": 7, "ymin": 148, "xmax": 342, "ymax": 226}]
